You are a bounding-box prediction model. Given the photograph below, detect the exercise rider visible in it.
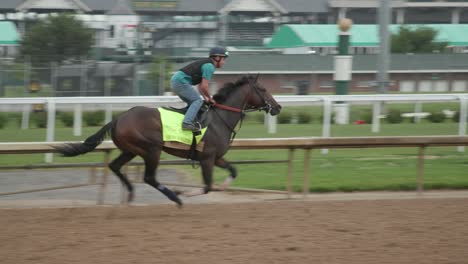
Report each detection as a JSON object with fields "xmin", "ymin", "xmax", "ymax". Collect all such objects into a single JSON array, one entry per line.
[{"xmin": 170, "ymin": 46, "xmax": 229, "ymax": 132}]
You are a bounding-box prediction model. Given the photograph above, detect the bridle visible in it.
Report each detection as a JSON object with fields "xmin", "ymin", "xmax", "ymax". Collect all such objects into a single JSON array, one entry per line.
[
  {"xmin": 211, "ymin": 76, "xmax": 274, "ymax": 141},
  {"xmin": 243, "ymin": 78, "xmax": 273, "ymax": 114},
  {"xmin": 213, "ymin": 76, "xmax": 273, "ymax": 114}
]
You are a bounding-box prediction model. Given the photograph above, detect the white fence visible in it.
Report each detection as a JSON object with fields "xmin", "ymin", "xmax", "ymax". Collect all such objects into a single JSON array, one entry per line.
[{"xmin": 1, "ymin": 93, "xmax": 467, "ymax": 161}]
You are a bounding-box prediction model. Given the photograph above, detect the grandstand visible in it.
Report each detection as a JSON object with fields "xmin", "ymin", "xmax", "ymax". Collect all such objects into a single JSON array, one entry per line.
[
  {"xmin": 0, "ymin": 0, "xmax": 467, "ymax": 56},
  {"xmin": 329, "ymin": 0, "xmax": 468, "ymax": 24},
  {"xmin": 0, "ymin": 0, "xmax": 467, "ymax": 96},
  {"xmin": 226, "ymin": 22, "xmax": 275, "ymax": 46},
  {"xmin": 267, "ymin": 24, "xmax": 468, "ymax": 54}
]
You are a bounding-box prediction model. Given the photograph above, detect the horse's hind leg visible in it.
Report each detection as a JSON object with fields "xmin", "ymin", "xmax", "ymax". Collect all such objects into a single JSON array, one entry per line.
[
  {"xmin": 142, "ymin": 148, "xmax": 183, "ymax": 207},
  {"xmin": 109, "ymin": 151, "xmax": 136, "ymax": 202}
]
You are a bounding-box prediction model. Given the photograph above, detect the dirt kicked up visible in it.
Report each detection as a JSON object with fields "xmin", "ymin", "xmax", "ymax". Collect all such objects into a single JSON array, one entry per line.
[{"xmin": 2, "ymin": 198, "xmax": 468, "ymax": 264}]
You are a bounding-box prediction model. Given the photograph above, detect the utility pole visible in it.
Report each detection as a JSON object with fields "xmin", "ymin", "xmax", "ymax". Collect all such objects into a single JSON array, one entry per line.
[{"xmin": 377, "ymin": 0, "xmax": 391, "ymax": 93}]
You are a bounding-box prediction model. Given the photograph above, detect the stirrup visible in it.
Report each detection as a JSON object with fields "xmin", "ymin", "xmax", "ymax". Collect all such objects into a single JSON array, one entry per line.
[{"xmin": 182, "ymin": 122, "xmax": 201, "ymax": 132}]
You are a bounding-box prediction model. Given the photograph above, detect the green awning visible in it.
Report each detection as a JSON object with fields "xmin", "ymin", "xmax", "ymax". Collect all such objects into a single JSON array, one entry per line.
[
  {"xmin": 267, "ymin": 24, "xmax": 468, "ymax": 48},
  {"xmin": 0, "ymin": 21, "xmax": 20, "ymax": 45}
]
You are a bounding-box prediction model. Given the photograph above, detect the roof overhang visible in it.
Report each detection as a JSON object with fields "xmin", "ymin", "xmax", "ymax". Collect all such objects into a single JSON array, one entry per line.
[
  {"xmin": 219, "ymin": 0, "xmax": 287, "ymax": 15},
  {"xmin": 16, "ymin": 0, "xmax": 91, "ymax": 12}
]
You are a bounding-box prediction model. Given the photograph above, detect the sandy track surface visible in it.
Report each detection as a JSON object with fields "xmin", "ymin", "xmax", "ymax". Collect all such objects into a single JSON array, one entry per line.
[{"xmin": 2, "ymin": 197, "xmax": 468, "ymax": 264}]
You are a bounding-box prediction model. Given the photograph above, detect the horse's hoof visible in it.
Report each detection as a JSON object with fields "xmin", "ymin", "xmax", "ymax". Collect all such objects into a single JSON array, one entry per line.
[{"xmin": 175, "ymin": 198, "xmax": 183, "ymax": 208}]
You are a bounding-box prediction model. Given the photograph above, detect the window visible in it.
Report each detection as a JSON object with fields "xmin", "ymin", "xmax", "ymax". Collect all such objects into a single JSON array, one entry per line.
[
  {"xmin": 356, "ymin": 80, "xmax": 372, "ymax": 87},
  {"xmin": 418, "ymin": 80, "xmax": 432, "ymax": 92},
  {"xmin": 109, "ymin": 25, "xmax": 115, "ymax": 38},
  {"xmin": 433, "ymin": 80, "xmax": 448, "ymax": 92},
  {"xmin": 452, "ymin": 81, "xmax": 467, "ymax": 92},
  {"xmin": 320, "ymin": 80, "xmax": 334, "ymax": 88},
  {"xmin": 400, "ymin": 81, "xmax": 416, "ymax": 92}
]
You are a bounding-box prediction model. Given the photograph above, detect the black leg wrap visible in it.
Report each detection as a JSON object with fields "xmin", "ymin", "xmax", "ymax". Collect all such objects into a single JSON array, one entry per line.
[
  {"xmin": 228, "ymin": 165, "xmax": 238, "ymax": 179},
  {"xmin": 203, "ymin": 186, "xmax": 211, "ymax": 194},
  {"xmin": 157, "ymin": 185, "xmax": 183, "ymax": 206}
]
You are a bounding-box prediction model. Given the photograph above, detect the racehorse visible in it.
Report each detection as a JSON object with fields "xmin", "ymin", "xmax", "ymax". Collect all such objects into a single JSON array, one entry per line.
[{"xmin": 54, "ymin": 75, "xmax": 281, "ymax": 206}]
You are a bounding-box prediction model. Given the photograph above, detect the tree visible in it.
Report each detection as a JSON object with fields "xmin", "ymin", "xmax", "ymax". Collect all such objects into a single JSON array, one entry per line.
[
  {"xmin": 20, "ymin": 14, "xmax": 94, "ymax": 65},
  {"xmin": 391, "ymin": 26, "xmax": 448, "ymax": 54}
]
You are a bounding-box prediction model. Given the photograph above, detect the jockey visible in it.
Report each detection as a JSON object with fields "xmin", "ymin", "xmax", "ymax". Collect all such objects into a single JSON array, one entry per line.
[{"xmin": 170, "ymin": 46, "xmax": 229, "ymax": 132}]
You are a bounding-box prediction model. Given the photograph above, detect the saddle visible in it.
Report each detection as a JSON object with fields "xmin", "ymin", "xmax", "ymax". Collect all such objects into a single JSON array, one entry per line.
[
  {"xmin": 162, "ymin": 103, "xmax": 212, "ymax": 130},
  {"xmin": 159, "ymin": 104, "xmax": 212, "ymax": 160}
]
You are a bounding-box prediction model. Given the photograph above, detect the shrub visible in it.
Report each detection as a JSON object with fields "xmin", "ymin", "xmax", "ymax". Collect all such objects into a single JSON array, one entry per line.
[
  {"xmin": 0, "ymin": 113, "xmax": 8, "ymax": 129},
  {"xmin": 360, "ymin": 110, "xmax": 373, "ymax": 124},
  {"xmin": 427, "ymin": 111, "xmax": 446, "ymax": 123},
  {"xmin": 255, "ymin": 112, "xmax": 265, "ymax": 123},
  {"xmin": 278, "ymin": 111, "xmax": 292, "ymax": 124},
  {"xmin": 386, "ymin": 109, "xmax": 403, "ymax": 124},
  {"xmin": 452, "ymin": 111, "xmax": 468, "ymax": 123},
  {"xmin": 452, "ymin": 111, "xmax": 459, "ymax": 123},
  {"xmin": 319, "ymin": 112, "xmax": 336, "ymax": 124},
  {"xmin": 59, "ymin": 112, "xmax": 74, "ymax": 127},
  {"xmin": 84, "ymin": 111, "xmax": 104, "ymax": 126},
  {"xmin": 112, "ymin": 111, "xmax": 125, "ymax": 120},
  {"xmin": 31, "ymin": 112, "xmax": 47, "ymax": 128},
  {"xmin": 245, "ymin": 112, "xmax": 264, "ymax": 124},
  {"xmin": 297, "ymin": 111, "xmax": 312, "ymax": 124}
]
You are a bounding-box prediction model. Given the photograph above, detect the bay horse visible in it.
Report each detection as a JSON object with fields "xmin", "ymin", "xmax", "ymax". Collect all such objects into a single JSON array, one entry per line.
[{"xmin": 55, "ymin": 75, "xmax": 281, "ymax": 206}]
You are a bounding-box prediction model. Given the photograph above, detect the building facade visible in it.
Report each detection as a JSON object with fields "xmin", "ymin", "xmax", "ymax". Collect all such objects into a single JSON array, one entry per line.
[{"xmin": 1, "ymin": 0, "xmax": 468, "ymax": 95}]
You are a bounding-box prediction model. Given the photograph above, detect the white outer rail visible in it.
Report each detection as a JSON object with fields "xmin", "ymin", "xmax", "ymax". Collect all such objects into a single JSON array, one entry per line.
[{"xmin": 1, "ymin": 93, "xmax": 467, "ymax": 161}]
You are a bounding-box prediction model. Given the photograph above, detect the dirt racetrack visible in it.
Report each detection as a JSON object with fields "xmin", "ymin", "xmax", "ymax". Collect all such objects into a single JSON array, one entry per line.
[{"xmin": 2, "ymin": 197, "xmax": 468, "ymax": 264}]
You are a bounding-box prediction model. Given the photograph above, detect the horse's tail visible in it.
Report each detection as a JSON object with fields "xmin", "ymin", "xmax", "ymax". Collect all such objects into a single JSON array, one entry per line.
[{"xmin": 55, "ymin": 120, "xmax": 115, "ymax": 157}]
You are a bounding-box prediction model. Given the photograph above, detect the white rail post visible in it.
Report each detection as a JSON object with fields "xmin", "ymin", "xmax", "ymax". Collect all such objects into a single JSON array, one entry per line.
[
  {"xmin": 73, "ymin": 104, "xmax": 82, "ymax": 136},
  {"xmin": 266, "ymin": 114, "xmax": 277, "ymax": 134},
  {"xmin": 21, "ymin": 104, "xmax": 31, "ymax": 129},
  {"xmin": 321, "ymin": 98, "xmax": 332, "ymax": 154},
  {"xmin": 458, "ymin": 96, "xmax": 467, "ymax": 152},
  {"xmin": 105, "ymin": 104, "xmax": 113, "ymax": 123},
  {"xmin": 372, "ymin": 101, "xmax": 382, "ymax": 133},
  {"xmin": 45, "ymin": 99, "xmax": 56, "ymax": 163},
  {"xmin": 414, "ymin": 101, "xmax": 423, "ymax": 123}
]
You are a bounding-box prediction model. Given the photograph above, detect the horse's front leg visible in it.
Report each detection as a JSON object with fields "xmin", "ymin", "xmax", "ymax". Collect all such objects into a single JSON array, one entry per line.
[
  {"xmin": 212, "ymin": 157, "xmax": 237, "ymax": 191},
  {"xmin": 183, "ymin": 157, "xmax": 215, "ymax": 197},
  {"xmin": 182, "ymin": 157, "xmax": 236, "ymax": 197}
]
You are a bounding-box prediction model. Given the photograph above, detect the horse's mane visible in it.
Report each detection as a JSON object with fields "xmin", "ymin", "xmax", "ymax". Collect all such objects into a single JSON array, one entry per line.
[{"xmin": 213, "ymin": 75, "xmax": 255, "ymax": 103}]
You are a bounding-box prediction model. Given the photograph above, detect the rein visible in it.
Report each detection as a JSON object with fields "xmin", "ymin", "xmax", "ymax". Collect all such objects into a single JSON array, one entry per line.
[
  {"xmin": 213, "ymin": 102, "xmax": 242, "ymax": 113},
  {"xmin": 211, "ymin": 103, "xmax": 244, "ymax": 143}
]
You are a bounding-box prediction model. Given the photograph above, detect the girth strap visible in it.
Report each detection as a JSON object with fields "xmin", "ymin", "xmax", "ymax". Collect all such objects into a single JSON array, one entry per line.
[{"xmin": 188, "ymin": 130, "xmax": 201, "ymax": 160}]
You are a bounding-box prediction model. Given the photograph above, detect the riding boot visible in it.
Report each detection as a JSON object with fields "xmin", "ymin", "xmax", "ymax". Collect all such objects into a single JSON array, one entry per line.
[{"xmin": 182, "ymin": 121, "xmax": 201, "ymax": 132}]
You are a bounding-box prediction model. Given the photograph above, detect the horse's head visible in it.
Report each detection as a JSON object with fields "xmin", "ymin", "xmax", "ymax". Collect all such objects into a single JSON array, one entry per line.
[
  {"xmin": 214, "ymin": 75, "xmax": 281, "ymax": 115},
  {"xmin": 244, "ymin": 75, "xmax": 282, "ymax": 116}
]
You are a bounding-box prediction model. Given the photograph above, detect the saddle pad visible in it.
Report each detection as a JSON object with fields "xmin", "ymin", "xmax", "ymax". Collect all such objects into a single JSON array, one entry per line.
[{"xmin": 158, "ymin": 108, "xmax": 207, "ymax": 145}]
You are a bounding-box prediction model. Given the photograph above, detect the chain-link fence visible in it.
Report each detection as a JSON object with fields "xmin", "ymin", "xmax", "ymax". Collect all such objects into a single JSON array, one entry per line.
[{"xmin": 0, "ymin": 58, "xmax": 169, "ymax": 97}]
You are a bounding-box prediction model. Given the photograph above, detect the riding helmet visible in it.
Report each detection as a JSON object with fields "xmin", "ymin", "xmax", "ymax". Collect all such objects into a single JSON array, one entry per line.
[{"xmin": 209, "ymin": 46, "xmax": 229, "ymax": 58}]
